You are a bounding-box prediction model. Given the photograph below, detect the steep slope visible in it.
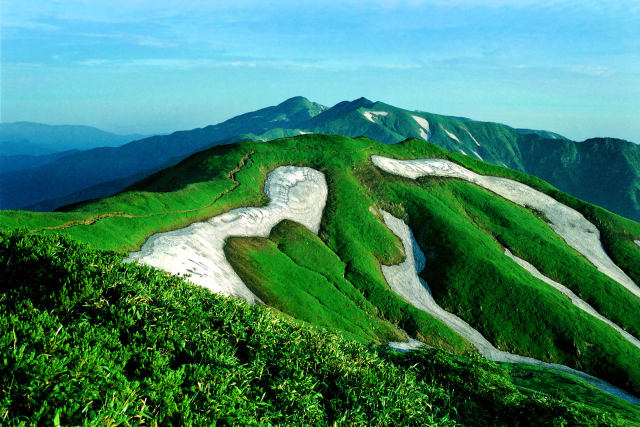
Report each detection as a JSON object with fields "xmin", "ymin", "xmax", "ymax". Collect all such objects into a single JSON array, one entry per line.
[
  {"xmin": 0, "ymin": 121, "xmax": 143, "ymax": 155},
  {"xmin": 516, "ymin": 136, "xmax": 640, "ymax": 221},
  {"xmin": 299, "ymin": 99, "xmax": 640, "ymax": 220},
  {"xmin": 4, "ymin": 231, "xmax": 638, "ymax": 425},
  {"xmin": 0, "ymin": 97, "xmax": 325, "ymax": 210},
  {"xmin": 2, "ymin": 135, "xmax": 640, "ymax": 405}
]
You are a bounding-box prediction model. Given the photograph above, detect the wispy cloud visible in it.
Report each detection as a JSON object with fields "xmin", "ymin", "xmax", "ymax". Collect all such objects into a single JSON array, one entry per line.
[
  {"xmin": 73, "ymin": 56, "xmax": 423, "ymax": 72},
  {"xmin": 73, "ymin": 32, "xmax": 179, "ymax": 48},
  {"xmin": 77, "ymin": 58, "xmax": 273, "ymax": 70},
  {"xmin": 568, "ymin": 65, "xmax": 617, "ymax": 77}
]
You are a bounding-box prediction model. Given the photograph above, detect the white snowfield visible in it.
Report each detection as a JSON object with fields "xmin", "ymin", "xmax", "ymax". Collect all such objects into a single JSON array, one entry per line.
[
  {"xmin": 362, "ymin": 110, "xmax": 389, "ymax": 122},
  {"xmin": 387, "ymin": 336, "xmax": 425, "ymax": 352},
  {"xmin": 371, "ymin": 155, "xmax": 640, "ymax": 299},
  {"xmin": 463, "ymin": 128, "xmax": 481, "ymax": 147},
  {"xmin": 505, "ymin": 249, "xmax": 640, "ymax": 351},
  {"xmin": 471, "ymin": 149, "xmax": 483, "ymax": 160},
  {"xmin": 411, "ymin": 115, "xmax": 431, "ymax": 141},
  {"xmin": 379, "ymin": 209, "xmax": 640, "ymax": 404},
  {"xmin": 440, "ymin": 125, "xmax": 461, "ymax": 143},
  {"xmin": 126, "ymin": 166, "xmax": 328, "ymax": 304},
  {"xmin": 298, "ymin": 130, "xmax": 312, "ymax": 135},
  {"xmin": 635, "ymin": 240, "xmax": 640, "ymax": 248}
]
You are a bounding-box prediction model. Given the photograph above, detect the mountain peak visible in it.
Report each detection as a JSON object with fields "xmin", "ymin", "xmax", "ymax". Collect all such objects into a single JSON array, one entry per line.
[
  {"xmin": 352, "ymin": 97, "xmax": 374, "ymax": 108},
  {"xmin": 278, "ymin": 96, "xmax": 312, "ymax": 108}
]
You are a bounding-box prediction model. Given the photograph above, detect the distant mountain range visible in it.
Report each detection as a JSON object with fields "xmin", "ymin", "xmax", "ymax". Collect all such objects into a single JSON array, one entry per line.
[
  {"xmin": 0, "ymin": 121, "xmax": 145, "ymax": 156},
  {"xmin": 1, "ymin": 97, "xmax": 639, "ymax": 221}
]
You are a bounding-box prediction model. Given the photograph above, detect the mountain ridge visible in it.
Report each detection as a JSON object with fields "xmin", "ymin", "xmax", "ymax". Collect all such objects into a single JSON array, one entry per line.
[
  {"xmin": 2, "ymin": 97, "xmax": 639, "ymax": 222},
  {"xmin": 0, "ymin": 121, "xmax": 145, "ymax": 156}
]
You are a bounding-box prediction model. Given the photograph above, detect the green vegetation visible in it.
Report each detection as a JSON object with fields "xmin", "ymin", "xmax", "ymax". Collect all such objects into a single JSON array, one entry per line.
[
  {"xmin": 2, "ymin": 134, "xmax": 640, "ymax": 416},
  {"xmin": 506, "ymin": 364, "xmax": 640, "ymax": 423},
  {"xmin": 225, "ymin": 220, "xmax": 470, "ymax": 351},
  {"xmin": 225, "ymin": 220, "xmax": 403, "ymax": 344},
  {"xmin": 368, "ymin": 175, "xmax": 640, "ymax": 394},
  {"xmin": 2, "ymin": 232, "xmax": 637, "ymax": 425}
]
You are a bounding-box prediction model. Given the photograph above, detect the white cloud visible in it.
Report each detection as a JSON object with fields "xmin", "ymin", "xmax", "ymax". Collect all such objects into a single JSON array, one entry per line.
[{"xmin": 568, "ymin": 65, "xmax": 617, "ymax": 77}]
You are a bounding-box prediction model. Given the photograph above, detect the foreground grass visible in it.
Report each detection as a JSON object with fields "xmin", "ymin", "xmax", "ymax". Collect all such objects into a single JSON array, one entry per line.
[
  {"xmin": 1, "ymin": 231, "xmax": 636, "ymax": 425},
  {"xmin": 506, "ymin": 364, "xmax": 640, "ymax": 423}
]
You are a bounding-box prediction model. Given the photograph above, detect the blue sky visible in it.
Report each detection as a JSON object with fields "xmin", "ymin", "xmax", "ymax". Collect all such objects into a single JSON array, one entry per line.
[{"xmin": 2, "ymin": 0, "xmax": 639, "ymax": 142}]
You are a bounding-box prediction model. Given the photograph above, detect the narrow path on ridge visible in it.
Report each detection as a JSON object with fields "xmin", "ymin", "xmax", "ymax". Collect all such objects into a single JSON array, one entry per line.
[{"xmin": 31, "ymin": 150, "xmax": 256, "ymax": 232}]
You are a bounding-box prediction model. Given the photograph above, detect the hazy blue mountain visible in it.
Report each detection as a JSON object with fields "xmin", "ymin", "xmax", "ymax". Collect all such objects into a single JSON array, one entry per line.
[
  {"xmin": 0, "ymin": 122, "xmax": 145, "ymax": 156},
  {"xmin": 0, "ymin": 97, "xmax": 326, "ymax": 210},
  {"xmin": 0, "ymin": 150, "xmax": 78, "ymax": 173},
  {"xmin": 515, "ymin": 128, "xmax": 568, "ymax": 140}
]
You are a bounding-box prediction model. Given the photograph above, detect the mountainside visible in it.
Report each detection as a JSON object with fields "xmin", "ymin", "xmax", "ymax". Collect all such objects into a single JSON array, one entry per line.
[
  {"xmin": 517, "ymin": 136, "xmax": 640, "ymax": 221},
  {"xmin": 0, "ymin": 121, "xmax": 144, "ymax": 156},
  {"xmin": 297, "ymin": 98, "xmax": 640, "ymax": 220},
  {"xmin": 0, "ymin": 149, "xmax": 78, "ymax": 173},
  {"xmin": 0, "ymin": 97, "xmax": 325, "ymax": 210},
  {"xmin": 2, "ymin": 134, "xmax": 640, "ymax": 424},
  {"xmin": 2, "ymin": 97, "xmax": 639, "ymax": 222},
  {"xmin": 5, "ymin": 231, "xmax": 639, "ymax": 425}
]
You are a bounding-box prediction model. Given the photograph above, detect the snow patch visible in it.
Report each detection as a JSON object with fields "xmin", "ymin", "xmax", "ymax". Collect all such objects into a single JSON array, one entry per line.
[
  {"xmin": 463, "ymin": 128, "xmax": 481, "ymax": 146},
  {"xmin": 379, "ymin": 209, "xmax": 640, "ymax": 404},
  {"xmin": 471, "ymin": 150, "xmax": 483, "ymax": 160},
  {"xmin": 505, "ymin": 249, "xmax": 640, "ymax": 351},
  {"xmin": 635, "ymin": 240, "xmax": 640, "ymax": 248},
  {"xmin": 388, "ymin": 335, "xmax": 425, "ymax": 352},
  {"xmin": 298, "ymin": 130, "xmax": 312, "ymax": 135},
  {"xmin": 371, "ymin": 156, "xmax": 640, "ymax": 299},
  {"xmin": 411, "ymin": 115, "xmax": 431, "ymax": 141},
  {"xmin": 440, "ymin": 125, "xmax": 461, "ymax": 143},
  {"xmin": 362, "ymin": 111, "xmax": 389, "ymax": 123},
  {"xmin": 126, "ymin": 166, "xmax": 328, "ymax": 304},
  {"xmin": 411, "ymin": 115, "xmax": 430, "ymax": 131},
  {"xmin": 460, "ymin": 150, "xmax": 467, "ymax": 155}
]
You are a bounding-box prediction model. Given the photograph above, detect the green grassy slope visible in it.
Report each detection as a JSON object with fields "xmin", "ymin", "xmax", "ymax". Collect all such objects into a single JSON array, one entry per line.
[
  {"xmin": 2, "ymin": 231, "xmax": 637, "ymax": 425},
  {"xmin": 225, "ymin": 220, "xmax": 470, "ymax": 352},
  {"xmin": 372, "ymin": 176, "xmax": 640, "ymax": 393},
  {"xmin": 2, "ymin": 134, "xmax": 640, "ymax": 398},
  {"xmin": 0, "ymin": 96, "xmax": 325, "ymax": 211},
  {"xmin": 300, "ymin": 98, "xmax": 640, "ymax": 220}
]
